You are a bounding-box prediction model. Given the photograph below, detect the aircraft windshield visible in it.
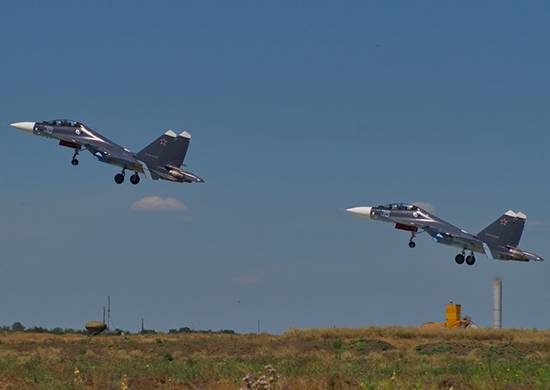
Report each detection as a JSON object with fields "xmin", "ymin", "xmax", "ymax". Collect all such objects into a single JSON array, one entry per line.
[
  {"xmin": 45, "ymin": 119, "xmax": 78, "ymax": 127},
  {"xmin": 377, "ymin": 203, "xmax": 419, "ymax": 211}
]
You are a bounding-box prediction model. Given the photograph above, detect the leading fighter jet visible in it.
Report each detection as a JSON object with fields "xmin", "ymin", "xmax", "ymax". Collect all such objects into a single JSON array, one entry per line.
[
  {"xmin": 347, "ymin": 203, "xmax": 543, "ymax": 265},
  {"xmin": 10, "ymin": 120, "xmax": 203, "ymax": 184}
]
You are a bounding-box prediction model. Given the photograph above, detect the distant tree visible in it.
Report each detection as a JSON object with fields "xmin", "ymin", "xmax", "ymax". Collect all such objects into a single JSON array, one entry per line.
[
  {"xmin": 11, "ymin": 322, "xmax": 25, "ymax": 332},
  {"xmin": 51, "ymin": 328, "xmax": 65, "ymax": 335},
  {"xmin": 25, "ymin": 326, "xmax": 47, "ymax": 333},
  {"xmin": 166, "ymin": 326, "xmax": 235, "ymax": 335}
]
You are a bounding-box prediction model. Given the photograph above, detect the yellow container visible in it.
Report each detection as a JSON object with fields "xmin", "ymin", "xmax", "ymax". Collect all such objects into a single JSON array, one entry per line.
[{"xmin": 445, "ymin": 303, "xmax": 461, "ymax": 323}]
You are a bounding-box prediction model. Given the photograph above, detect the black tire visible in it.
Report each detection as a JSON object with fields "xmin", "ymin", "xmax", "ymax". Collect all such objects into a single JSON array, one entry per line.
[
  {"xmin": 114, "ymin": 173, "xmax": 125, "ymax": 184},
  {"xmin": 455, "ymin": 254, "xmax": 465, "ymax": 264},
  {"xmin": 71, "ymin": 159, "xmax": 79, "ymax": 166},
  {"xmin": 408, "ymin": 241, "xmax": 416, "ymax": 248},
  {"xmin": 130, "ymin": 174, "xmax": 140, "ymax": 185},
  {"xmin": 466, "ymin": 255, "xmax": 476, "ymax": 265}
]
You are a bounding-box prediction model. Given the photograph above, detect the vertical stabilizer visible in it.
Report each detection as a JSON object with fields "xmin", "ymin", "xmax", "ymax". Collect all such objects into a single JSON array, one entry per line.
[
  {"xmin": 136, "ymin": 130, "xmax": 191, "ymax": 168},
  {"xmin": 476, "ymin": 210, "xmax": 526, "ymax": 247}
]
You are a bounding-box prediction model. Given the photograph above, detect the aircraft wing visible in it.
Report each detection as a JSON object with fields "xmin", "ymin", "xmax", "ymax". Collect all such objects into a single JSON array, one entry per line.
[
  {"xmin": 421, "ymin": 223, "xmax": 485, "ymax": 253},
  {"xmin": 85, "ymin": 142, "xmax": 121, "ymax": 159}
]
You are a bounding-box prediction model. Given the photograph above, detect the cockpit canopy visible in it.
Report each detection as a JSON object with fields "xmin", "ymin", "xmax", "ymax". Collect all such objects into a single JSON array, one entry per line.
[
  {"xmin": 376, "ymin": 203, "xmax": 419, "ymax": 211},
  {"xmin": 43, "ymin": 119, "xmax": 79, "ymax": 127}
]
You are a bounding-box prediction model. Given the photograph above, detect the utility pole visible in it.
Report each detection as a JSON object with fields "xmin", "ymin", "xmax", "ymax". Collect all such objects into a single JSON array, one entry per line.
[
  {"xmin": 107, "ymin": 296, "xmax": 111, "ymax": 329},
  {"xmin": 141, "ymin": 318, "xmax": 144, "ymax": 333}
]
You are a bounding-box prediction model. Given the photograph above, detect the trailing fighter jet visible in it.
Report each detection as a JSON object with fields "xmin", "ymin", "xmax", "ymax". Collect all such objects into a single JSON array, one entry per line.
[
  {"xmin": 10, "ymin": 120, "xmax": 203, "ymax": 185},
  {"xmin": 346, "ymin": 203, "xmax": 543, "ymax": 265}
]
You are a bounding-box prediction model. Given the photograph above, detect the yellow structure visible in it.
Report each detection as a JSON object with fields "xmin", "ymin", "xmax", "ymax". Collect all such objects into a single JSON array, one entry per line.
[
  {"xmin": 445, "ymin": 303, "xmax": 461, "ymax": 327},
  {"xmin": 85, "ymin": 321, "xmax": 107, "ymax": 335},
  {"xmin": 422, "ymin": 302, "xmax": 473, "ymax": 329}
]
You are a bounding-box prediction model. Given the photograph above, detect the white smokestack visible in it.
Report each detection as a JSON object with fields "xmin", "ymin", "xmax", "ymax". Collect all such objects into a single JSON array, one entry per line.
[{"xmin": 493, "ymin": 278, "xmax": 502, "ymax": 328}]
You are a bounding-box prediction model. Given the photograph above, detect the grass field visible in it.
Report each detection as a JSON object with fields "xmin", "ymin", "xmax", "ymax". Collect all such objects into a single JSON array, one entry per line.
[{"xmin": 0, "ymin": 327, "xmax": 549, "ymax": 389}]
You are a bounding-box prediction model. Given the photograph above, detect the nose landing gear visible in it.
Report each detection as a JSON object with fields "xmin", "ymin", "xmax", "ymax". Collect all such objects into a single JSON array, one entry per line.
[
  {"xmin": 408, "ymin": 232, "xmax": 416, "ymax": 248},
  {"xmin": 71, "ymin": 150, "xmax": 79, "ymax": 166}
]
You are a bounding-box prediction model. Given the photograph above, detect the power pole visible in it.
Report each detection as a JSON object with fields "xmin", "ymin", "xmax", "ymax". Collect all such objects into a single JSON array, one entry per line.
[
  {"xmin": 141, "ymin": 318, "xmax": 144, "ymax": 333},
  {"xmin": 107, "ymin": 296, "xmax": 111, "ymax": 329}
]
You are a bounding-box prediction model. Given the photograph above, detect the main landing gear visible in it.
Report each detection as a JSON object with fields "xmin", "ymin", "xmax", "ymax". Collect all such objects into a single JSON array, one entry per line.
[
  {"xmin": 455, "ymin": 250, "xmax": 475, "ymax": 266},
  {"xmin": 114, "ymin": 169, "xmax": 140, "ymax": 185},
  {"xmin": 130, "ymin": 173, "xmax": 140, "ymax": 185}
]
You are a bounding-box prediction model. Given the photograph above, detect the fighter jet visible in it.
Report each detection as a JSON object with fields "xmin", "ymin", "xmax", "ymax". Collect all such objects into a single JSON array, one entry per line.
[
  {"xmin": 10, "ymin": 119, "xmax": 203, "ymax": 185},
  {"xmin": 346, "ymin": 203, "xmax": 543, "ymax": 265}
]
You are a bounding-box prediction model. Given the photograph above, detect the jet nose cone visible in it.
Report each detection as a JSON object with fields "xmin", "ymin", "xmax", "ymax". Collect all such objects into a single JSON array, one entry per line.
[
  {"xmin": 346, "ymin": 206, "xmax": 373, "ymax": 219},
  {"xmin": 10, "ymin": 122, "xmax": 35, "ymax": 133}
]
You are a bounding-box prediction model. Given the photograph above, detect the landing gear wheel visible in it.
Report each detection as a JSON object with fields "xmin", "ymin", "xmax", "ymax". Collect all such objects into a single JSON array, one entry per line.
[
  {"xmin": 466, "ymin": 255, "xmax": 476, "ymax": 265},
  {"xmin": 114, "ymin": 173, "xmax": 125, "ymax": 184},
  {"xmin": 455, "ymin": 254, "xmax": 465, "ymax": 264},
  {"xmin": 408, "ymin": 241, "xmax": 416, "ymax": 248},
  {"xmin": 71, "ymin": 158, "xmax": 79, "ymax": 166},
  {"xmin": 130, "ymin": 173, "xmax": 140, "ymax": 185}
]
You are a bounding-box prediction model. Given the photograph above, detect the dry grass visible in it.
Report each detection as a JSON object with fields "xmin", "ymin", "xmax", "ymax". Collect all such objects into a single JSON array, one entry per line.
[{"xmin": 0, "ymin": 328, "xmax": 548, "ymax": 389}]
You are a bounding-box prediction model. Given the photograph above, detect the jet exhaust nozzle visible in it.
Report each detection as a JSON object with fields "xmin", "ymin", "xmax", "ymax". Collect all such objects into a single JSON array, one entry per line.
[{"xmin": 169, "ymin": 169, "xmax": 185, "ymax": 179}]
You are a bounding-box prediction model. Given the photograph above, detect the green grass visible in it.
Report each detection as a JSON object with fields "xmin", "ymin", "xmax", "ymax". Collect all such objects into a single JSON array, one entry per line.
[{"xmin": 0, "ymin": 328, "xmax": 548, "ymax": 389}]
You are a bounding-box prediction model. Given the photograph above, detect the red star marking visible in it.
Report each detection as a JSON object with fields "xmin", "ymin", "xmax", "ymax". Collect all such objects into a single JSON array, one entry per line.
[
  {"xmin": 159, "ymin": 138, "xmax": 167, "ymax": 146},
  {"xmin": 500, "ymin": 218, "xmax": 508, "ymax": 226}
]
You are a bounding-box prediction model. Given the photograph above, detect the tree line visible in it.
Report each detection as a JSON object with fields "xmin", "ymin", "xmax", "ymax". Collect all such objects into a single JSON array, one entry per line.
[{"xmin": 1, "ymin": 322, "xmax": 236, "ymax": 335}]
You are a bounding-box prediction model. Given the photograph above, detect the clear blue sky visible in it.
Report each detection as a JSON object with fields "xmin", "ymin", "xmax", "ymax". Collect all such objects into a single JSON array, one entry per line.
[{"xmin": 0, "ymin": 1, "xmax": 549, "ymax": 333}]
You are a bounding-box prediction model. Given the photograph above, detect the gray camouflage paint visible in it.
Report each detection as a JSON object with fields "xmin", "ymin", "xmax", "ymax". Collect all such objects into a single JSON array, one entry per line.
[
  {"xmin": 350, "ymin": 203, "xmax": 543, "ymax": 262},
  {"xmin": 19, "ymin": 119, "xmax": 203, "ymax": 183}
]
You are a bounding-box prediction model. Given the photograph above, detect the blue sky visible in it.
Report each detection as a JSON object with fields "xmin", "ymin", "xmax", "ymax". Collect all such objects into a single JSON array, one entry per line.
[{"xmin": 0, "ymin": 1, "xmax": 549, "ymax": 333}]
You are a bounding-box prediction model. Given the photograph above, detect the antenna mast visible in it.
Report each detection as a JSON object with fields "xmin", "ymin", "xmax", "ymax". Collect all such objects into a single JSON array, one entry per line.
[{"xmin": 107, "ymin": 296, "xmax": 111, "ymax": 329}]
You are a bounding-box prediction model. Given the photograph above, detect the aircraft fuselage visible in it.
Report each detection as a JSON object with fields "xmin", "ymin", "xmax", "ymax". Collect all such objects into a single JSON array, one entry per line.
[{"xmin": 347, "ymin": 203, "xmax": 543, "ymax": 264}]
